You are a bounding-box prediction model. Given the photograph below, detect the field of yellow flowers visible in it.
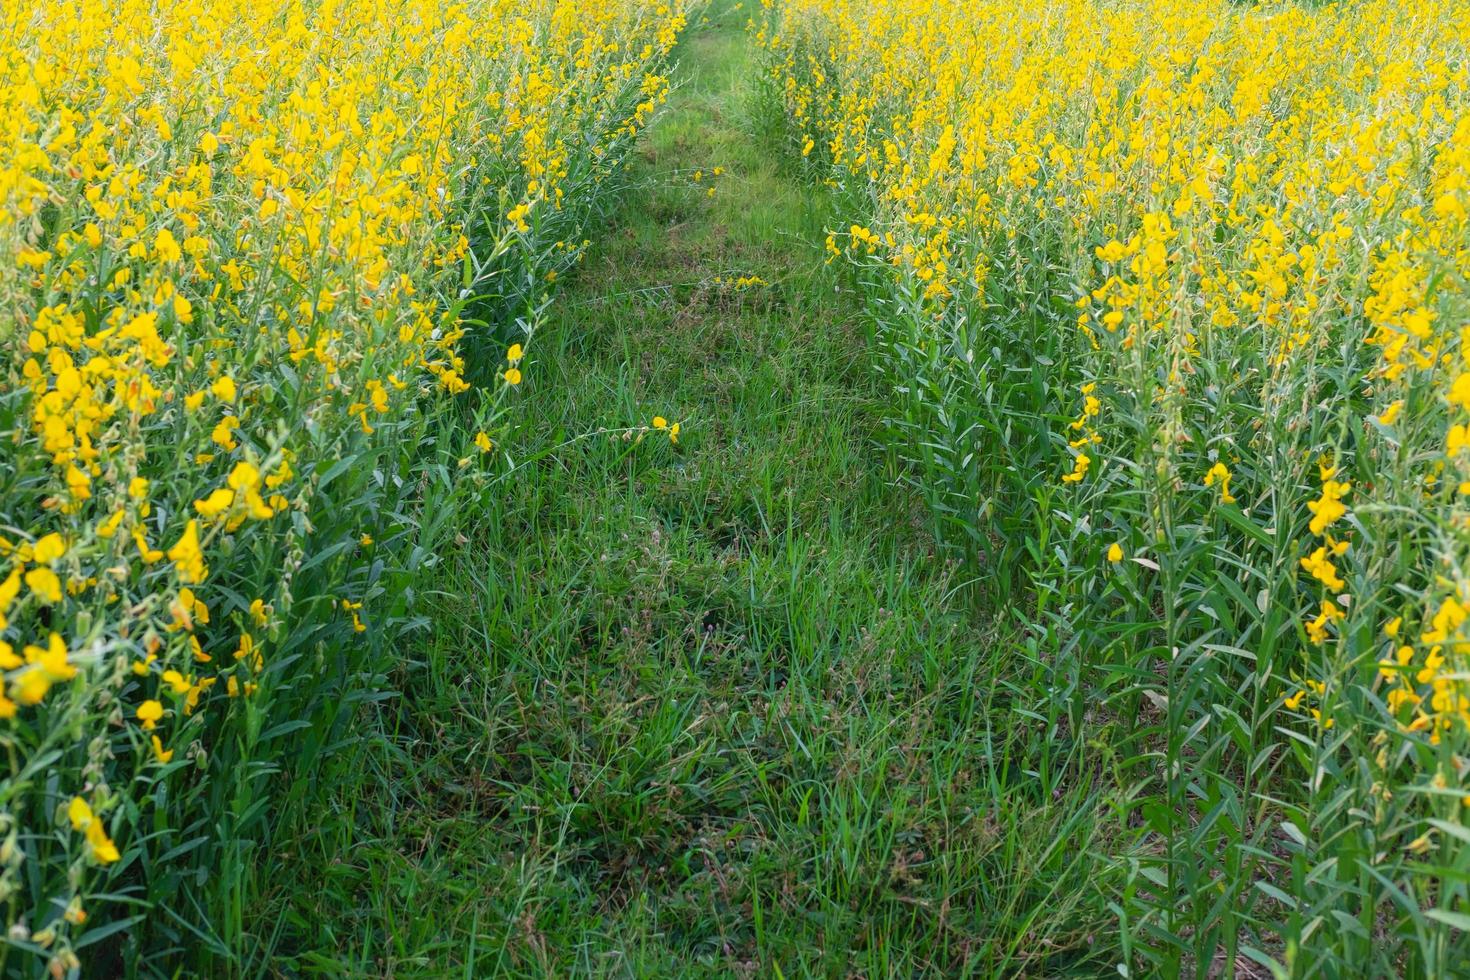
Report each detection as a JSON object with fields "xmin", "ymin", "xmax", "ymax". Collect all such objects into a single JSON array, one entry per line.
[
  {"xmin": 0, "ymin": 0, "xmax": 684, "ymax": 971},
  {"xmin": 762, "ymin": 0, "xmax": 1470, "ymax": 973}
]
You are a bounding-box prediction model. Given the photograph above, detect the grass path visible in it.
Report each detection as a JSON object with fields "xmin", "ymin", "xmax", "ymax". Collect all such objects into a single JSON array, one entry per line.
[{"xmin": 268, "ymin": 7, "xmax": 1111, "ymax": 975}]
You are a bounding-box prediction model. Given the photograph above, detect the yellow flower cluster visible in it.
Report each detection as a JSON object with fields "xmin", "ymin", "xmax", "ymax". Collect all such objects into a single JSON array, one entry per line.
[
  {"xmin": 0, "ymin": 0, "xmax": 684, "ymax": 964},
  {"xmin": 764, "ymin": 0, "xmax": 1469, "ymax": 961},
  {"xmin": 763, "ymin": 0, "xmax": 1469, "ymax": 733}
]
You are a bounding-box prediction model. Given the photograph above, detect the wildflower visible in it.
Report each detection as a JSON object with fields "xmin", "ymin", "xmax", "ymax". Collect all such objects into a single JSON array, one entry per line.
[
  {"xmin": 1299, "ymin": 545, "xmax": 1346, "ymax": 591},
  {"xmin": 68, "ymin": 797, "xmax": 119, "ymax": 864},
  {"xmin": 14, "ymin": 634, "xmax": 76, "ymax": 705},
  {"xmin": 504, "ymin": 368, "xmax": 522, "ymax": 385},
  {"xmin": 211, "ymin": 416, "xmax": 240, "ymax": 450},
  {"xmin": 33, "ymin": 533, "xmax": 66, "ymax": 565},
  {"xmin": 133, "ymin": 528, "xmax": 164, "ymax": 564},
  {"xmin": 473, "ymin": 432, "xmax": 493, "ymax": 452},
  {"xmin": 1376, "ymin": 400, "xmax": 1403, "ymax": 426},
  {"xmin": 1203, "ymin": 462, "xmax": 1236, "ymax": 505},
  {"xmin": 1306, "ymin": 599, "xmax": 1346, "ymax": 644},
  {"xmin": 1061, "ymin": 452, "xmax": 1091, "ymax": 484},
  {"xmin": 167, "ymin": 521, "xmax": 208, "ymax": 583},
  {"xmin": 67, "ymin": 796, "xmax": 93, "ymax": 831},
  {"xmin": 1307, "ymin": 479, "xmax": 1350, "ymax": 536},
  {"xmin": 25, "ymin": 567, "xmax": 62, "ymax": 604},
  {"xmin": 162, "ymin": 670, "xmax": 191, "ymax": 696},
  {"xmin": 136, "ymin": 700, "xmax": 164, "ymax": 731},
  {"xmin": 1107, "ymin": 542, "xmax": 1124, "ymax": 562},
  {"xmin": 150, "ymin": 735, "xmax": 174, "ymax": 764}
]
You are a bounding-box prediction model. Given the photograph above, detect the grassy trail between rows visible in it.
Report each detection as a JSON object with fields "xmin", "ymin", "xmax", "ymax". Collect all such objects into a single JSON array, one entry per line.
[{"xmin": 268, "ymin": 6, "xmax": 1111, "ymax": 975}]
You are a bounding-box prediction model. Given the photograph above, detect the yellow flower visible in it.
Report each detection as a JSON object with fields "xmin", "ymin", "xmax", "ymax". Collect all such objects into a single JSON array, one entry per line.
[
  {"xmin": 194, "ymin": 487, "xmax": 235, "ymax": 520},
  {"xmin": 133, "ymin": 528, "xmax": 164, "ymax": 563},
  {"xmin": 136, "ymin": 699, "xmax": 164, "ymax": 731},
  {"xmin": 13, "ymin": 634, "xmax": 75, "ymax": 706},
  {"xmin": 503, "ymin": 368, "xmax": 522, "ymax": 386},
  {"xmin": 1107, "ymin": 543, "xmax": 1124, "ymax": 562},
  {"xmin": 211, "ymin": 416, "xmax": 240, "ymax": 450},
  {"xmin": 67, "ymin": 796, "xmax": 94, "ymax": 831},
  {"xmin": 33, "ymin": 532, "xmax": 66, "ymax": 565},
  {"xmin": 473, "ymin": 432, "xmax": 493, "ymax": 452},
  {"xmin": 1299, "ymin": 546, "xmax": 1346, "ymax": 591},
  {"xmin": 150, "ymin": 735, "xmax": 174, "ymax": 764},
  {"xmin": 0, "ymin": 568, "xmax": 23, "ymax": 626},
  {"xmin": 30, "ymin": 633, "xmax": 74, "ymax": 677},
  {"xmin": 25, "ymin": 567, "xmax": 62, "ymax": 604},
  {"xmin": 167, "ymin": 520, "xmax": 208, "ymax": 584},
  {"xmin": 507, "ymin": 343, "xmax": 524, "ymax": 362},
  {"xmin": 652, "ymin": 416, "xmax": 668, "ymax": 430},
  {"xmin": 162, "ymin": 669, "xmax": 191, "ymax": 696},
  {"xmin": 86, "ymin": 819, "xmax": 120, "ymax": 864},
  {"xmin": 1203, "ymin": 462, "xmax": 1236, "ymax": 505},
  {"xmin": 154, "ymin": 227, "xmax": 182, "ymax": 263},
  {"xmin": 68, "ymin": 796, "xmax": 119, "ymax": 864},
  {"xmin": 1061, "ymin": 452, "xmax": 1090, "ymax": 484}
]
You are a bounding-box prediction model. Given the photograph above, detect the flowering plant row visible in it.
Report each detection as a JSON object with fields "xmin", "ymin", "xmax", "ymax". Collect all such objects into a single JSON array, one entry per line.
[
  {"xmin": 0, "ymin": 0, "xmax": 685, "ymax": 971},
  {"xmin": 761, "ymin": 0, "xmax": 1470, "ymax": 972}
]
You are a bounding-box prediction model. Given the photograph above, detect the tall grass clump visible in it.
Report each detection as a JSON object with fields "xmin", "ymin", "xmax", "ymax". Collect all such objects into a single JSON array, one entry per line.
[
  {"xmin": 0, "ymin": 0, "xmax": 685, "ymax": 972},
  {"xmin": 759, "ymin": 0, "xmax": 1470, "ymax": 973}
]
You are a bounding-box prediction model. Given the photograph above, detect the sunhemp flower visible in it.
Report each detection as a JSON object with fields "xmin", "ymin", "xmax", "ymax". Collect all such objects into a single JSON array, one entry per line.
[
  {"xmin": 67, "ymin": 796, "xmax": 119, "ymax": 865},
  {"xmin": 136, "ymin": 700, "xmax": 164, "ymax": 731},
  {"xmin": 33, "ymin": 533, "xmax": 66, "ymax": 565},
  {"xmin": 1203, "ymin": 462, "xmax": 1236, "ymax": 504},
  {"xmin": 13, "ymin": 634, "xmax": 77, "ymax": 705},
  {"xmin": 1061, "ymin": 452, "xmax": 1090, "ymax": 484},
  {"xmin": 24, "ymin": 567, "xmax": 62, "ymax": 604},
  {"xmin": 167, "ymin": 520, "xmax": 208, "ymax": 584}
]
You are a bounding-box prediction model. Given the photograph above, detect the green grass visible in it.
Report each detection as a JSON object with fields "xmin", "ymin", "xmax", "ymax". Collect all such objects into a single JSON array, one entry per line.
[{"xmin": 247, "ymin": 7, "xmax": 1123, "ymax": 975}]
